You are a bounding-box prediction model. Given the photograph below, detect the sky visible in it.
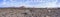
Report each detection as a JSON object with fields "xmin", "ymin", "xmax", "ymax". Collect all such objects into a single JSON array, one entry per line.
[{"xmin": 0, "ymin": 0, "xmax": 60, "ymax": 8}]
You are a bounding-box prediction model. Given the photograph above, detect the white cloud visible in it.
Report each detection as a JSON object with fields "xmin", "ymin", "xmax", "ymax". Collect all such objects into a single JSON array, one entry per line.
[
  {"xmin": 1, "ymin": 0, "xmax": 60, "ymax": 8},
  {"xmin": 10, "ymin": 0, "xmax": 16, "ymax": 2},
  {"xmin": 3, "ymin": 2, "xmax": 6, "ymax": 5},
  {"xmin": 23, "ymin": 0, "xmax": 59, "ymax": 8},
  {"xmin": 4, "ymin": 0, "xmax": 6, "ymax": 1}
]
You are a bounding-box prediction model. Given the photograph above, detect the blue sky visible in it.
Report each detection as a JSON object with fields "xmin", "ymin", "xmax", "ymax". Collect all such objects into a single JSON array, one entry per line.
[{"xmin": 0, "ymin": 0, "xmax": 60, "ymax": 8}]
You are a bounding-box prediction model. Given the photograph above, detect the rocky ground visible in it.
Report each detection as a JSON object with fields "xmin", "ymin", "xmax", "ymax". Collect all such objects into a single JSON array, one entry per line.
[{"xmin": 0, "ymin": 8, "xmax": 60, "ymax": 17}]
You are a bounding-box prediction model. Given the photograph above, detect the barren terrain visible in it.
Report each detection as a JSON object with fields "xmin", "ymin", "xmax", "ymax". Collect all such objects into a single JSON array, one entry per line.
[{"xmin": 0, "ymin": 8, "xmax": 60, "ymax": 17}]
